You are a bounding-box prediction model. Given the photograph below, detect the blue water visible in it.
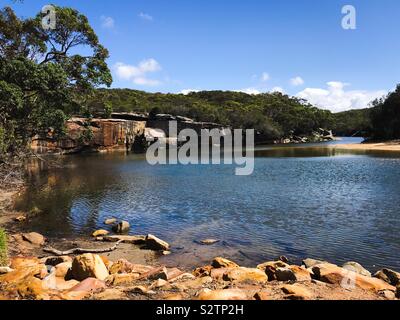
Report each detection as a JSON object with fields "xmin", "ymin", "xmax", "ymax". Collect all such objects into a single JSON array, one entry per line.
[{"xmin": 17, "ymin": 138, "xmax": 400, "ymax": 271}]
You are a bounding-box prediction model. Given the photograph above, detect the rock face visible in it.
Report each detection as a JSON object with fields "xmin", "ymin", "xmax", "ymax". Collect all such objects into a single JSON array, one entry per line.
[
  {"xmin": 71, "ymin": 254, "xmax": 109, "ymax": 281},
  {"xmin": 31, "ymin": 118, "xmax": 146, "ymax": 154}
]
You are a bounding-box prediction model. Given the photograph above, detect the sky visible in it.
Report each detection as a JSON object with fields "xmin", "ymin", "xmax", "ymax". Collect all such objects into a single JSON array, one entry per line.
[{"xmin": 2, "ymin": 0, "xmax": 400, "ymax": 112}]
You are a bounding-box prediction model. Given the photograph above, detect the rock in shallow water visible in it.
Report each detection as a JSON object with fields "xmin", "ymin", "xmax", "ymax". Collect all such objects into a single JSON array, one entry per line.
[
  {"xmin": 145, "ymin": 234, "xmax": 170, "ymax": 251},
  {"xmin": 112, "ymin": 221, "xmax": 130, "ymax": 234},
  {"xmin": 104, "ymin": 218, "xmax": 117, "ymax": 225}
]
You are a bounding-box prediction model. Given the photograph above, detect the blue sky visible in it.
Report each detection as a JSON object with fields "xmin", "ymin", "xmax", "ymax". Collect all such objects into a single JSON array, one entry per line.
[{"xmin": 2, "ymin": 0, "xmax": 400, "ymax": 112}]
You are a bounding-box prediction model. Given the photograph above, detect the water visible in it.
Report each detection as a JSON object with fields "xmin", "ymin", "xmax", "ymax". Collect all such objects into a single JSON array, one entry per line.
[{"xmin": 16, "ymin": 137, "xmax": 400, "ymax": 271}]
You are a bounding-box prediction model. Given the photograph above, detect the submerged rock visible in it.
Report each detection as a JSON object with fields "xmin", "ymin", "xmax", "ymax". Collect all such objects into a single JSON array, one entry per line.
[
  {"xmin": 71, "ymin": 254, "xmax": 109, "ymax": 281},
  {"xmin": 200, "ymin": 239, "xmax": 220, "ymax": 245},
  {"xmin": 104, "ymin": 218, "xmax": 117, "ymax": 225},
  {"xmin": 92, "ymin": 230, "xmax": 109, "ymax": 237},
  {"xmin": 112, "ymin": 221, "xmax": 130, "ymax": 234}
]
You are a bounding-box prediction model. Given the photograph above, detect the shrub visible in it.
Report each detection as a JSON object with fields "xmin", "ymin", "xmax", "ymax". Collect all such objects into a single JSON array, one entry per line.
[{"xmin": 0, "ymin": 228, "xmax": 8, "ymax": 266}]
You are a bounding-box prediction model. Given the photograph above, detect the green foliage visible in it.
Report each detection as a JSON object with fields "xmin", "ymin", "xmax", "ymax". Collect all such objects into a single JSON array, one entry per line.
[
  {"xmin": 103, "ymin": 101, "xmax": 113, "ymax": 119},
  {"xmin": 370, "ymin": 85, "xmax": 400, "ymax": 140},
  {"xmin": 0, "ymin": 6, "xmax": 112, "ymax": 158},
  {"xmin": 89, "ymin": 89, "xmax": 335, "ymax": 140},
  {"xmin": 0, "ymin": 228, "xmax": 7, "ymax": 267},
  {"xmin": 331, "ymin": 108, "xmax": 372, "ymax": 137}
]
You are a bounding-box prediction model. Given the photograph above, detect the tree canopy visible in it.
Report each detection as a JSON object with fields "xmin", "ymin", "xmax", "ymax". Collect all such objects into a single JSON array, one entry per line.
[{"xmin": 0, "ymin": 6, "xmax": 112, "ymax": 158}]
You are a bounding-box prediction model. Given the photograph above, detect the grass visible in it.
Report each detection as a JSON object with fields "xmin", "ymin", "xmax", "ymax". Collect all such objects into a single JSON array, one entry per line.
[{"xmin": 0, "ymin": 227, "xmax": 8, "ymax": 266}]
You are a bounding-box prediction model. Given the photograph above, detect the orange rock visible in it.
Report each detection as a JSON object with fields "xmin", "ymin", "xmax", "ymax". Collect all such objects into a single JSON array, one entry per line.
[
  {"xmin": 223, "ymin": 267, "xmax": 269, "ymax": 283},
  {"xmin": 106, "ymin": 273, "xmax": 141, "ymax": 286},
  {"xmin": 281, "ymin": 284, "xmax": 313, "ymax": 300},
  {"xmin": 109, "ymin": 259, "xmax": 135, "ymax": 274},
  {"xmin": 22, "ymin": 232, "xmax": 46, "ymax": 246},
  {"xmin": 312, "ymin": 263, "xmax": 396, "ymax": 292},
  {"xmin": 254, "ymin": 291, "xmax": 270, "ymax": 300},
  {"xmin": 71, "ymin": 254, "xmax": 109, "ymax": 281},
  {"xmin": 211, "ymin": 257, "xmax": 239, "ymax": 268},
  {"xmin": 198, "ymin": 289, "xmax": 249, "ymax": 300},
  {"xmin": 275, "ymin": 265, "xmax": 312, "ymax": 282},
  {"xmin": 193, "ymin": 265, "xmax": 212, "ymax": 277}
]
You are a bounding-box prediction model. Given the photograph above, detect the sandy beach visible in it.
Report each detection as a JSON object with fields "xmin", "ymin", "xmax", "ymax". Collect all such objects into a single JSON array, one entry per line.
[{"xmin": 332, "ymin": 141, "xmax": 400, "ymax": 152}]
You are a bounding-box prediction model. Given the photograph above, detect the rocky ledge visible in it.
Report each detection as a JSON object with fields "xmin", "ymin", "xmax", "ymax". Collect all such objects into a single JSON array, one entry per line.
[{"xmin": 1, "ymin": 235, "xmax": 399, "ymax": 300}]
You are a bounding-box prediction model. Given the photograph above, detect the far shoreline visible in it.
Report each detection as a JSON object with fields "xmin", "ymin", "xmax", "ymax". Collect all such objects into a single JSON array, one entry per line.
[{"xmin": 332, "ymin": 140, "xmax": 400, "ymax": 152}]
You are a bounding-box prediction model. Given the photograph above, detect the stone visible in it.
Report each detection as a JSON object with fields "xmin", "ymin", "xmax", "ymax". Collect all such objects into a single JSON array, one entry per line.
[
  {"xmin": 211, "ymin": 257, "xmax": 239, "ymax": 269},
  {"xmin": 200, "ymin": 239, "xmax": 219, "ymax": 245},
  {"xmin": 223, "ymin": 267, "xmax": 268, "ymax": 283},
  {"xmin": 162, "ymin": 293, "xmax": 184, "ymax": 300},
  {"xmin": 22, "ymin": 232, "xmax": 46, "ymax": 246},
  {"xmin": 10, "ymin": 257, "xmax": 41, "ymax": 269},
  {"xmin": 172, "ymin": 276, "xmax": 213, "ymax": 291},
  {"xmin": 378, "ymin": 290, "xmax": 396, "ymax": 300},
  {"xmin": 69, "ymin": 277, "xmax": 106, "ymax": 293},
  {"xmin": 71, "ymin": 254, "xmax": 109, "ymax": 281},
  {"xmin": 342, "ymin": 261, "xmax": 371, "ymax": 277},
  {"xmin": 198, "ymin": 288, "xmax": 249, "ymax": 300},
  {"xmin": 373, "ymin": 268, "xmax": 400, "ymax": 286},
  {"xmin": 0, "ymin": 267, "xmax": 14, "ymax": 274},
  {"xmin": 150, "ymin": 279, "xmax": 170, "ymax": 289},
  {"xmin": 145, "ymin": 234, "xmax": 170, "ymax": 251},
  {"xmin": 109, "ymin": 259, "xmax": 135, "ymax": 274},
  {"xmin": 43, "ymin": 271, "xmax": 79, "ymax": 291},
  {"xmin": 254, "ymin": 291, "xmax": 270, "ymax": 300},
  {"xmin": 98, "ymin": 234, "xmax": 146, "ymax": 244},
  {"xmin": 275, "ymin": 266, "xmax": 312, "ymax": 282},
  {"xmin": 14, "ymin": 215, "xmax": 27, "ymax": 222},
  {"xmin": 257, "ymin": 261, "xmax": 289, "ymax": 280},
  {"xmin": 104, "ymin": 218, "xmax": 117, "ymax": 225},
  {"xmin": 193, "ymin": 265, "xmax": 213, "ymax": 277},
  {"xmin": 279, "ymin": 256, "xmax": 289, "ymax": 263},
  {"xmin": 162, "ymin": 251, "xmax": 171, "ymax": 255},
  {"xmin": 166, "ymin": 267, "xmax": 184, "ymax": 281},
  {"xmin": 148, "ymin": 266, "xmax": 169, "ymax": 281},
  {"xmin": 92, "ymin": 229, "xmax": 109, "ymax": 237},
  {"xmin": 14, "ymin": 276, "xmax": 50, "ymax": 300},
  {"xmin": 210, "ymin": 267, "xmax": 232, "ymax": 281},
  {"xmin": 106, "ymin": 273, "xmax": 141, "ymax": 286},
  {"xmin": 112, "ymin": 221, "xmax": 130, "ymax": 234},
  {"xmin": 54, "ymin": 261, "xmax": 72, "ymax": 278},
  {"xmin": 91, "ymin": 288, "xmax": 127, "ymax": 300},
  {"xmin": 129, "ymin": 285, "xmax": 149, "ymax": 295},
  {"xmin": 312, "ymin": 263, "xmax": 396, "ymax": 292},
  {"xmin": 281, "ymin": 284, "xmax": 313, "ymax": 300},
  {"xmin": 302, "ymin": 258, "xmax": 328, "ymax": 269},
  {"xmin": 170, "ymin": 273, "xmax": 196, "ymax": 282},
  {"xmin": 396, "ymin": 285, "xmax": 400, "ymax": 299}
]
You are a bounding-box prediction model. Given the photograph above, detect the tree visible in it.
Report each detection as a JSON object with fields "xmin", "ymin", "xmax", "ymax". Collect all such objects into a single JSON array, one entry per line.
[{"xmin": 0, "ymin": 6, "xmax": 112, "ymax": 158}]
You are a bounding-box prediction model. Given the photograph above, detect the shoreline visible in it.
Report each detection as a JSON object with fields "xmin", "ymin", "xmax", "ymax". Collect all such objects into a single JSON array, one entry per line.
[{"xmin": 331, "ymin": 140, "xmax": 400, "ymax": 152}]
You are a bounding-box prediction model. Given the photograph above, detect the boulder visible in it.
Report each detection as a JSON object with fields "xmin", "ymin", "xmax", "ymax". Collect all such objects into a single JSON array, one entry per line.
[
  {"xmin": 54, "ymin": 261, "xmax": 72, "ymax": 278},
  {"xmin": 112, "ymin": 221, "xmax": 130, "ymax": 234},
  {"xmin": 42, "ymin": 256, "xmax": 72, "ymax": 266},
  {"xmin": 22, "ymin": 232, "xmax": 46, "ymax": 246},
  {"xmin": 104, "ymin": 218, "xmax": 117, "ymax": 225},
  {"xmin": 223, "ymin": 267, "xmax": 268, "ymax": 283},
  {"xmin": 109, "ymin": 259, "xmax": 135, "ymax": 274},
  {"xmin": 211, "ymin": 257, "xmax": 239, "ymax": 269},
  {"xmin": 71, "ymin": 254, "xmax": 109, "ymax": 281},
  {"xmin": 193, "ymin": 265, "xmax": 213, "ymax": 277},
  {"xmin": 92, "ymin": 229, "xmax": 109, "ymax": 237},
  {"xmin": 145, "ymin": 234, "xmax": 170, "ymax": 251},
  {"xmin": 312, "ymin": 263, "xmax": 396, "ymax": 292},
  {"xmin": 69, "ymin": 277, "xmax": 106, "ymax": 293},
  {"xmin": 342, "ymin": 261, "xmax": 371, "ymax": 277},
  {"xmin": 302, "ymin": 258, "xmax": 328, "ymax": 269},
  {"xmin": 210, "ymin": 267, "xmax": 232, "ymax": 281},
  {"xmin": 198, "ymin": 288, "xmax": 249, "ymax": 300},
  {"xmin": 378, "ymin": 290, "xmax": 396, "ymax": 300},
  {"xmin": 373, "ymin": 268, "xmax": 400, "ymax": 286},
  {"xmin": 106, "ymin": 273, "xmax": 141, "ymax": 286},
  {"xmin": 275, "ymin": 266, "xmax": 312, "ymax": 282},
  {"xmin": 257, "ymin": 261, "xmax": 289, "ymax": 280},
  {"xmin": 281, "ymin": 284, "xmax": 313, "ymax": 300},
  {"xmin": 254, "ymin": 291, "xmax": 270, "ymax": 300}
]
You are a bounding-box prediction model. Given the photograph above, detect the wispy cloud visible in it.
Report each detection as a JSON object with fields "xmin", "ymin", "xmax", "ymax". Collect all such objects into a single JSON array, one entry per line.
[
  {"xmin": 101, "ymin": 16, "xmax": 115, "ymax": 29},
  {"xmin": 139, "ymin": 12, "xmax": 153, "ymax": 21},
  {"xmin": 114, "ymin": 59, "xmax": 162, "ymax": 87},
  {"xmin": 297, "ymin": 81, "xmax": 387, "ymax": 112},
  {"xmin": 261, "ymin": 72, "xmax": 270, "ymax": 82},
  {"xmin": 290, "ymin": 76, "xmax": 304, "ymax": 86}
]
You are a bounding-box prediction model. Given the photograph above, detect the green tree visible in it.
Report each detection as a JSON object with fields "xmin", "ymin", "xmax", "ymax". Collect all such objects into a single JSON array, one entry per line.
[
  {"xmin": 0, "ymin": 228, "xmax": 7, "ymax": 267},
  {"xmin": 0, "ymin": 6, "xmax": 112, "ymax": 159}
]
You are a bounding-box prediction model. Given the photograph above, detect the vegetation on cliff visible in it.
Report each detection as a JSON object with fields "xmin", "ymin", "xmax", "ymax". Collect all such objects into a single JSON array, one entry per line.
[{"xmin": 0, "ymin": 6, "xmax": 111, "ymax": 161}]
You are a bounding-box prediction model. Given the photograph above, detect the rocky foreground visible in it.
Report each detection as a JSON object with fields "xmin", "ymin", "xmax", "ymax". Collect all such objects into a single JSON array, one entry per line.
[{"xmin": 1, "ymin": 230, "xmax": 400, "ymax": 300}]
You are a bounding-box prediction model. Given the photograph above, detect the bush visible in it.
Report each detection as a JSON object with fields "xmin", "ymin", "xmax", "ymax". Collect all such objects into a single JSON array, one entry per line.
[{"xmin": 0, "ymin": 228, "xmax": 8, "ymax": 266}]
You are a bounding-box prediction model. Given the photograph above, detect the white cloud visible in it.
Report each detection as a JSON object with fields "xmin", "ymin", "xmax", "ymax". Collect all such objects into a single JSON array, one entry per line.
[
  {"xmin": 270, "ymin": 86, "xmax": 285, "ymax": 93},
  {"xmin": 237, "ymin": 88, "xmax": 261, "ymax": 95},
  {"xmin": 114, "ymin": 59, "xmax": 162, "ymax": 87},
  {"xmin": 139, "ymin": 12, "xmax": 153, "ymax": 21},
  {"xmin": 101, "ymin": 16, "xmax": 114, "ymax": 29},
  {"xmin": 261, "ymin": 72, "xmax": 270, "ymax": 82},
  {"xmin": 296, "ymin": 81, "xmax": 387, "ymax": 112},
  {"xmin": 180, "ymin": 89, "xmax": 200, "ymax": 95},
  {"xmin": 290, "ymin": 76, "xmax": 304, "ymax": 86}
]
